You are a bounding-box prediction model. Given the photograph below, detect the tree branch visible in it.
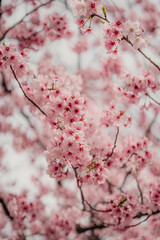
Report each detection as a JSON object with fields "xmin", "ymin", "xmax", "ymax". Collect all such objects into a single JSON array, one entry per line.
[
  {"xmin": 76, "ymin": 223, "xmax": 112, "ymax": 233},
  {"xmin": 103, "ymin": 127, "xmax": 119, "ymax": 162},
  {"xmin": 1, "ymin": 72, "xmax": 12, "ymax": 93},
  {"xmin": 10, "ymin": 65, "xmax": 47, "ymax": 116},
  {"xmin": 124, "ymin": 215, "xmax": 150, "ymax": 228},
  {"xmin": 0, "ymin": 198, "xmax": 13, "ymax": 220},
  {"xmin": 119, "ymin": 171, "xmax": 131, "ymax": 191},
  {"xmin": 73, "ymin": 167, "xmax": 86, "ymax": 210},
  {"xmin": 122, "ymin": 36, "xmax": 160, "ymax": 71},
  {"xmin": 145, "ymin": 114, "xmax": 158, "ymax": 137},
  {"xmin": 145, "ymin": 93, "xmax": 160, "ymax": 106},
  {"xmin": 134, "ymin": 176, "xmax": 143, "ymax": 204},
  {"xmin": 77, "ymin": 210, "xmax": 160, "ymax": 233},
  {"xmin": 85, "ymin": 200, "xmax": 112, "ymax": 213}
]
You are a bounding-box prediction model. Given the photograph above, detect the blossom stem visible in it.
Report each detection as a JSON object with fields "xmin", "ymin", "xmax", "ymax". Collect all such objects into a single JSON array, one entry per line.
[{"xmin": 103, "ymin": 127, "xmax": 119, "ymax": 162}]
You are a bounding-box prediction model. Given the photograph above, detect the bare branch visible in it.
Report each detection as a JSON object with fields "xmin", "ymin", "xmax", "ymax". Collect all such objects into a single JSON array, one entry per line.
[
  {"xmin": 0, "ymin": 198, "xmax": 13, "ymax": 220},
  {"xmin": 134, "ymin": 176, "xmax": 143, "ymax": 204},
  {"xmin": 91, "ymin": 13, "xmax": 109, "ymax": 23},
  {"xmin": 1, "ymin": 72, "xmax": 12, "ymax": 93},
  {"xmin": 77, "ymin": 210, "xmax": 160, "ymax": 233},
  {"xmin": 76, "ymin": 223, "xmax": 112, "ymax": 233},
  {"xmin": 122, "ymin": 36, "xmax": 160, "ymax": 71},
  {"xmin": 145, "ymin": 114, "xmax": 158, "ymax": 137},
  {"xmin": 124, "ymin": 215, "xmax": 150, "ymax": 228},
  {"xmin": 0, "ymin": 0, "xmax": 2, "ymax": 19},
  {"xmin": 85, "ymin": 200, "xmax": 112, "ymax": 213},
  {"xmin": 145, "ymin": 93, "xmax": 160, "ymax": 106},
  {"xmin": 10, "ymin": 65, "xmax": 47, "ymax": 116},
  {"xmin": 103, "ymin": 127, "xmax": 119, "ymax": 162},
  {"xmin": 73, "ymin": 167, "xmax": 86, "ymax": 210},
  {"xmin": 119, "ymin": 171, "xmax": 131, "ymax": 191}
]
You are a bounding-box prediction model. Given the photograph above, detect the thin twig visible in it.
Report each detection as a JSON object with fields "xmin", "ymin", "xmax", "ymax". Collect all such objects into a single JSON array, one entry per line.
[
  {"xmin": 106, "ymin": 178, "xmax": 113, "ymax": 194},
  {"xmin": 10, "ymin": 65, "xmax": 47, "ymax": 116},
  {"xmin": 134, "ymin": 176, "xmax": 143, "ymax": 204},
  {"xmin": 0, "ymin": 0, "xmax": 2, "ymax": 19},
  {"xmin": 0, "ymin": 198, "xmax": 13, "ymax": 220},
  {"xmin": 122, "ymin": 37, "xmax": 160, "ymax": 71},
  {"xmin": 21, "ymin": 111, "xmax": 46, "ymax": 149},
  {"xmin": 76, "ymin": 209, "xmax": 160, "ymax": 233},
  {"xmin": 124, "ymin": 215, "xmax": 150, "ymax": 228},
  {"xmin": 1, "ymin": 72, "xmax": 12, "ymax": 93},
  {"xmin": 146, "ymin": 93, "xmax": 160, "ymax": 106},
  {"xmin": 73, "ymin": 167, "xmax": 86, "ymax": 210},
  {"xmin": 103, "ymin": 127, "xmax": 119, "ymax": 161},
  {"xmin": 145, "ymin": 114, "xmax": 158, "ymax": 137},
  {"xmin": 85, "ymin": 200, "xmax": 112, "ymax": 213},
  {"xmin": 119, "ymin": 171, "xmax": 130, "ymax": 191},
  {"xmin": 91, "ymin": 13, "xmax": 109, "ymax": 23}
]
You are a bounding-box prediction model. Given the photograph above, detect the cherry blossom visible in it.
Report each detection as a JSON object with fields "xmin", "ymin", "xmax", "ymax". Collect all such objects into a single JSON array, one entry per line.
[{"xmin": 0, "ymin": 0, "xmax": 160, "ymax": 240}]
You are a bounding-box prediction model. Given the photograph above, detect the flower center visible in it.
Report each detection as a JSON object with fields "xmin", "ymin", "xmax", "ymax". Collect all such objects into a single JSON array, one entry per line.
[{"xmin": 91, "ymin": 3, "xmax": 95, "ymax": 8}]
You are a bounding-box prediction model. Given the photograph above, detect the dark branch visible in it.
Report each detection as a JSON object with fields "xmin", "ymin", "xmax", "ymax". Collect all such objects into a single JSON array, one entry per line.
[
  {"xmin": 85, "ymin": 200, "xmax": 112, "ymax": 213},
  {"xmin": 122, "ymin": 37, "xmax": 160, "ymax": 71},
  {"xmin": 21, "ymin": 111, "xmax": 46, "ymax": 149},
  {"xmin": 124, "ymin": 215, "xmax": 150, "ymax": 228},
  {"xmin": 119, "ymin": 171, "xmax": 131, "ymax": 191},
  {"xmin": 76, "ymin": 223, "xmax": 111, "ymax": 233},
  {"xmin": 145, "ymin": 114, "xmax": 158, "ymax": 137},
  {"xmin": 77, "ymin": 210, "xmax": 160, "ymax": 233},
  {"xmin": 0, "ymin": 198, "xmax": 13, "ymax": 220},
  {"xmin": 10, "ymin": 65, "xmax": 47, "ymax": 116},
  {"xmin": 145, "ymin": 93, "xmax": 160, "ymax": 106},
  {"xmin": 0, "ymin": 0, "xmax": 2, "ymax": 19},
  {"xmin": 134, "ymin": 176, "xmax": 143, "ymax": 204},
  {"xmin": 103, "ymin": 127, "xmax": 119, "ymax": 162},
  {"xmin": 73, "ymin": 167, "xmax": 86, "ymax": 210},
  {"xmin": 1, "ymin": 72, "xmax": 12, "ymax": 93}
]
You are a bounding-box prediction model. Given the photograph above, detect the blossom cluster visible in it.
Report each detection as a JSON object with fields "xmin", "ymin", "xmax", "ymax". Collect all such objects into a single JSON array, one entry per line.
[
  {"xmin": 71, "ymin": 0, "xmax": 102, "ymax": 18},
  {"xmin": 103, "ymin": 20, "xmax": 147, "ymax": 54},
  {"xmin": 46, "ymin": 123, "xmax": 92, "ymax": 181},
  {"xmin": 119, "ymin": 136, "xmax": 153, "ymax": 174},
  {"xmin": 0, "ymin": 43, "xmax": 29, "ymax": 77},
  {"xmin": 149, "ymin": 182, "xmax": 160, "ymax": 210},
  {"xmin": 0, "ymin": 189, "xmax": 78, "ymax": 239},
  {"xmin": 43, "ymin": 12, "xmax": 73, "ymax": 40},
  {"xmin": 100, "ymin": 102, "xmax": 132, "ymax": 127},
  {"xmin": 100, "ymin": 193, "xmax": 139, "ymax": 227},
  {"xmin": 115, "ymin": 71, "xmax": 159, "ymax": 105}
]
